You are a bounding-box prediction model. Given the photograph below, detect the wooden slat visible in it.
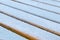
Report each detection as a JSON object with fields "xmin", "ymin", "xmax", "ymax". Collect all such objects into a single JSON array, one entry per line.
[
  {"xmin": 0, "ymin": 11, "xmax": 60, "ymax": 36},
  {"xmin": 0, "ymin": 22, "xmax": 38, "ymax": 40}
]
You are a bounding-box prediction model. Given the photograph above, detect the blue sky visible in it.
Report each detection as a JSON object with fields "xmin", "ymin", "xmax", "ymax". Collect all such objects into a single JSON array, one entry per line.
[{"xmin": 0, "ymin": 0, "xmax": 60, "ymax": 40}]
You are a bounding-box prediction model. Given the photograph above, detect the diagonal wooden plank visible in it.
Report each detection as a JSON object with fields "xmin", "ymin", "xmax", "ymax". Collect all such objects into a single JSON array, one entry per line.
[
  {"xmin": 0, "ymin": 11, "xmax": 60, "ymax": 36},
  {"xmin": 0, "ymin": 22, "xmax": 38, "ymax": 40}
]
